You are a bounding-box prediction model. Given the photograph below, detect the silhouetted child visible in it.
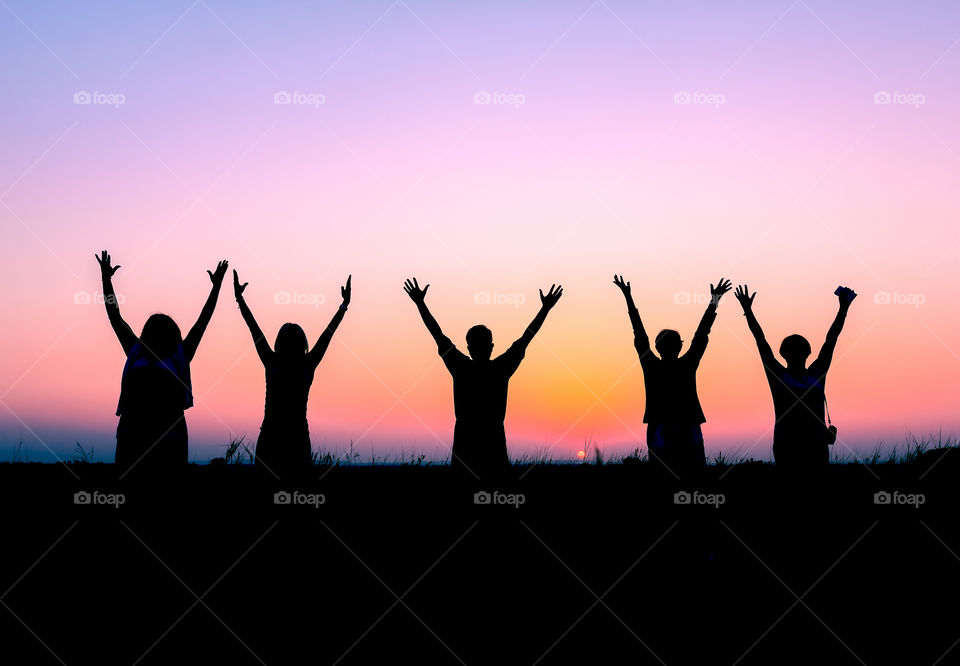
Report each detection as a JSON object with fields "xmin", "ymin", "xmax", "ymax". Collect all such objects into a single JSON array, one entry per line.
[
  {"xmin": 614, "ymin": 275, "xmax": 732, "ymax": 477},
  {"xmin": 735, "ymin": 284, "xmax": 856, "ymax": 469},
  {"xmin": 96, "ymin": 251, "xmax": 228, "ymax": 475},
  {"xmin": 234, "ymin": 270, "xmax": 350, "ymax": 479},
  {"xmin": 403, "ymin": 278, "xmax": 562, "ymax": 481}
]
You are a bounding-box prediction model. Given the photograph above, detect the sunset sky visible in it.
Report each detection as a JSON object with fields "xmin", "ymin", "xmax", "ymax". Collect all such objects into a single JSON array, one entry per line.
[{"xmin": 1, "ymin": 0, "xmax": 958, "ymax": 463}]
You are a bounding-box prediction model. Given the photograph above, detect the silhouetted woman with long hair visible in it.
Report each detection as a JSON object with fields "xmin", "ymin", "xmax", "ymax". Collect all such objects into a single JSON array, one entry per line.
[
  {"xmin": 233, "ymin": 270, "xmax": 351, "ymax": 478},
  {"xmin": 96, "ymin": 251, "xmax": 228, "ymax": 475}
]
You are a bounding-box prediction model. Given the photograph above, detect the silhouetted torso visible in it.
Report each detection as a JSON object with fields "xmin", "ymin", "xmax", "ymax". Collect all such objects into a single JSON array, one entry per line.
[
  {"xmin": 442, "ymin": 340, "xmax": 524, "ymax": 422},
  {"xmin": 264, "ymin": 357, "xmax": 315, "ymax": 424},
  {"xmin": 764, "ymin": 360, "xmax": 828, "ymax": 465},
  {"xmin": 636, "ymin": 310, "xmax": 713, "ymax": 425},
  {"xmin": 115, "ymin": 341, "xmax": 192, "ymax": 470},
  {"xmin": 256, "ymin": 355, "xmax": 317, "ymax": 473},
  {"xmin": 438, "ymin": 335, "xmax": 525, "ymax": 476},
  {"xmin": 639, "ymin": 356, "xmax": 707, "ymax": 425}
]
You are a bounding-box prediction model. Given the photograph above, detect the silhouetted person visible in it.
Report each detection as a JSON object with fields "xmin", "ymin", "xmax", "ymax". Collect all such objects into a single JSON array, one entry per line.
[
  {"xmin": 235, "ymin": 270, "xmax": 351, "ymax": 478},
  {"xmin": 96, "ymin": 250, "xmax": 228, "ymax": 475},
  {"xmin": 404, "ymin": 278, "xmax": 562, "ymax": 481},
  {"xmin": 614, "ymin": 275, "xmax": 732, "ymax": 477},
  {"xmin": 734, "ymin": 284, "xmax": 857, "ymax": 470}
]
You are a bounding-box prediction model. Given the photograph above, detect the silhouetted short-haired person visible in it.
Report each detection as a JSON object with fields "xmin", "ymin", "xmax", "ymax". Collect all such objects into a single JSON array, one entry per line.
[
  {"xmin": 96, "ymin": 251, "xmax": 228, "ymax": 474},
  {"xmin": 234, "ymin": 270, "xmax": 351, "ymax": 478},
  {"xmin": 404, "ymin": 278, "xmax": 562, "ymax": 480},
  {"xmin": 614, "ymin": 275, "xmax": 732, "ymax": 476},
  {"xmin": 734, "ymin": 284, "xmax": 857, "ymax": 469}
]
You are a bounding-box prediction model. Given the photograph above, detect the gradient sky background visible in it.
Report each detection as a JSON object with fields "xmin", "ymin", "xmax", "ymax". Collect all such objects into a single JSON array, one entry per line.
[{"xmin": 1, "ymin": 0, "xmax": 958, "ymax": 463}]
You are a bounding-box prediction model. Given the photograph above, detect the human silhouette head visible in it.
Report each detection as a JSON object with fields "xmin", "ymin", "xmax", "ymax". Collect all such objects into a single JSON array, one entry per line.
[
  {"xmin": 655, "ymin": 329, "xmax": 682, "ymax": 359},
  {"xmin": 140, "ymin": 314, "xmax": 182, "ymax": 359},
  {"xmin": 466, "ymin": 325, "xmax": 494, "ymax": 361},
  {"xmin": 275, "ymin": 323, "xmax": 308, "ymax": 357},
  {"xmin": 780, "ymin": 334, "xmax": 811, "ymax": 368}
]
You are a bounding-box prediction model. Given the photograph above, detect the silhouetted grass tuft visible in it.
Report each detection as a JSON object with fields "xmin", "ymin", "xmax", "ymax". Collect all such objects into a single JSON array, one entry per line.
[
  {"xmin": 72, "ymin": 442, "xmax": 95, "ymax": 464},
  {"xmin": 210, "ymin": 434, "xmax": 255, "ymax": 465}
]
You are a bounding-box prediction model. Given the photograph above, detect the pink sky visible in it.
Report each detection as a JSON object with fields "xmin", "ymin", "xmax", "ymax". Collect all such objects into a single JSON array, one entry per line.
[{"xmin": 1, "ymin": 0, "xmax": 958, "ymax": 462}]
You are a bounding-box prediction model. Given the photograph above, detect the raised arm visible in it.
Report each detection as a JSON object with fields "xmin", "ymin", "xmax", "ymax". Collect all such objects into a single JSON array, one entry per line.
[
  {"xmin": 613, "ymin": 275, "xmax": 649, "ymax": 355},
  {"xmin": 233, "ymin": 270, "xmax": 273, "ymax": 365},
  {"xmin": 735, "ymin": 284, "xmax": 777, "ymax": 369},
  {"xmin": 813, "ymin": 286, "xmax": 856, "ymax": 371},
  {"xmin": 95, "ymin": 251, "xmax": 137, "ymax": 355},
  {"xmin": 307, "ymin": 275, "xmax": 351, "ymax": 367},
  {"xmin": 515, "ymin": 284, "xmax": 563, "ymax": 349},
  {"xmin": 183, "ymin": 260, "xmax": 228, "ymax": 362},
  {"xmin": 687, "ymin": 277, "xmax": 731, "ymax": 362},
  {"xmin": 403, "ymin": 278, "xmax": 447, "ymax": 345}
]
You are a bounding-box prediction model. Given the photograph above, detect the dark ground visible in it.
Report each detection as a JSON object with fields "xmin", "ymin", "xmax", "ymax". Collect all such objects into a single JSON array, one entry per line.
[{"xmin": 2, "ymin": 452, "xmax": 959, "ymax": 664}]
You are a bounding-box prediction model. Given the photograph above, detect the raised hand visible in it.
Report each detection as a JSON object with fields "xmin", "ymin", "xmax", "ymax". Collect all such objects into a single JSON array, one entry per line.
[
  {"xmin": 836, "ymin": 285, "xmax": 857, "ymax": 306},
  {"xmin": 613, "ymin": 274, "xmax": 631, "ymax": 297},
  {"xmin": 207, "ymin": 260, "xmax": 229, "ymax": 287},
  {"xmin": 710, "ymin": 277, "xmax": 733, "ymax": 304},
  {"xmin": 233, "ymin": 269, "xmax": 248, "ymax": 299},
  {"xmin": 735, "ymin": 284, "xmax": 756, "ymax": 311},
  {"xmin": 95, "ymin": 250, "xmax": 121, "ymax": 278},
  {"xmin": 95, "ymin": 250, "xmax": 135, "ymax": 353},
  {"xmin": 341, "ymin": 275, "xmax": 352, "ymax": 306},
  {"xmin": 539, "ymin": 284, "xmax": 563, "ymax": 309},
  {"xmin": 404, "ymin": 277, "xmax": 429, "ymax": 304}
]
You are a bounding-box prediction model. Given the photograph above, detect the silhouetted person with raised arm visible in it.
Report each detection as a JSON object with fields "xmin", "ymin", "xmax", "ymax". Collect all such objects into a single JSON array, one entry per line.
[
  {"xmin": 614, "ymin": 275, "xmax": 732, "ymax": 476},
  {"xmin": 734, "ymin": 284, "xmax": 857, "ymax": 470},
  {"xmin": 404, "ymin": 278, "xmax": 562, "ymax": 481},
  {"xmin": 235, "ymin": 270, "xmax": 351, "ymax": 478},
  {"xmin": 96, "ymin": 250, "xmax": 228, "ymax": 475}
]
